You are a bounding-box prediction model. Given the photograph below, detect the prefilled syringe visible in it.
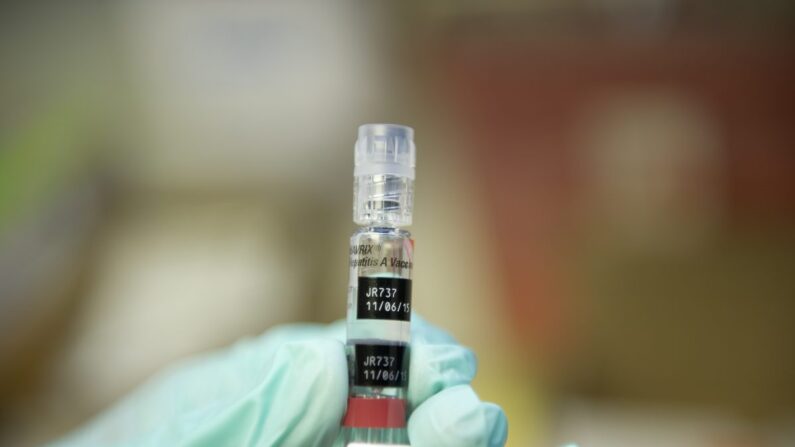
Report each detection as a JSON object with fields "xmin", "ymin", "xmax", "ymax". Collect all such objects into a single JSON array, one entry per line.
[{"xmin": 342, "ymin": 124, "xmax": 416, "ymax": 446}]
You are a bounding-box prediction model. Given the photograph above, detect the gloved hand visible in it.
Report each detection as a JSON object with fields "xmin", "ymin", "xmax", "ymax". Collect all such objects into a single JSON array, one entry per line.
[{"xmin": 51, "ymin": 315, "xmax": 508, "ymax": 447}]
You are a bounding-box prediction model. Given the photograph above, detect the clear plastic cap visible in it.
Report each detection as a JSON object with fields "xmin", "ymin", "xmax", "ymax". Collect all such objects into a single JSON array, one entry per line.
[{"xmin": 353, "ymin": 124, "xmax": 416, "ymax": 226}]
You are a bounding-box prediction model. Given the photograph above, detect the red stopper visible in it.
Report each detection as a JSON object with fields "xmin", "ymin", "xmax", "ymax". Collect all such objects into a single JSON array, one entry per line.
[{"xmin": 342, "ymin": 397, "xmax": 407, "ymax": 428}]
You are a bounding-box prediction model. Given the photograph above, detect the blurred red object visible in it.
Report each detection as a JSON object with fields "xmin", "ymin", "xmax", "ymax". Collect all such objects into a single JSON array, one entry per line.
[{"xmin": 438, "ymin": 35, "xmax": 795, "ymax": 361}]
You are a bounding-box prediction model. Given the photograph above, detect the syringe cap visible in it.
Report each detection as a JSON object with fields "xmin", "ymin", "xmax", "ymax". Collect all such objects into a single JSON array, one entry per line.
[
  {"xmin": 354, "ymin": 124, "xmax": 415, "ymax": 179},
  {"xmin": 353, "ymin": 124, "xmax": 416, "ymax": 226}
]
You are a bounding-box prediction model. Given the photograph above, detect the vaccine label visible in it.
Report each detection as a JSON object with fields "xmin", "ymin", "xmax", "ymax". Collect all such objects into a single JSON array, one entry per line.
[
  {"xmin": 354, "ymin": 344, "xmax": 409, "ymax": 387},
  {"xmin": 357, "ymin": 277, "xmax": 411, "ymax": 321}
]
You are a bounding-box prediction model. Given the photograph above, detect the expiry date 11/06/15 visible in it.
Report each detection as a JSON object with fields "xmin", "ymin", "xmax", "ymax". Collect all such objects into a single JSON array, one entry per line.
[
  {"xmin": 364, "ymin": 300, "xmax": 410, "ymax": 313},
  {"xmin": 362, "ymin": 369, "xmax": 407, "ymax": 382}
]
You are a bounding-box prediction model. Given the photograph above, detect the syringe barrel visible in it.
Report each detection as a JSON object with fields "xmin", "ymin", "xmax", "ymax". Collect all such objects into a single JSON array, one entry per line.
[{"xmin": 344, "ymin": 124, "xmax": 416, "ymax": 446}]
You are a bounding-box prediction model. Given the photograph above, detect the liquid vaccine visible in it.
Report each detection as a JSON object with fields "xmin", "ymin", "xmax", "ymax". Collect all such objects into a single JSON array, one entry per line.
[{"xmin": 342, "ymin": 124, "xmax": 416, "ymax": 446}]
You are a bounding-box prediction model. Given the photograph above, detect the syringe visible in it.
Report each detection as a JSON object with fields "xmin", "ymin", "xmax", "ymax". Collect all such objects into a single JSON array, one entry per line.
[{"xmin": 342, "ymin": 124, "xmax": 416, "ymax": 446}]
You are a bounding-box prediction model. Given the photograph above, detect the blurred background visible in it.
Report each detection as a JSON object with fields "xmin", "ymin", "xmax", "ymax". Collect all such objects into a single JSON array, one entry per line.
[{"xmin": 1, "ymin": 1, "xmax": 794, "ymax": 446}]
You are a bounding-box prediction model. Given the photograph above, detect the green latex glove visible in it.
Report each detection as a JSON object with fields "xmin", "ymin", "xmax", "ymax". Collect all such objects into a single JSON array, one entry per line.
[{"xmin": 50, "ymin": 315, "xmax": 508, "ymax": 447}]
